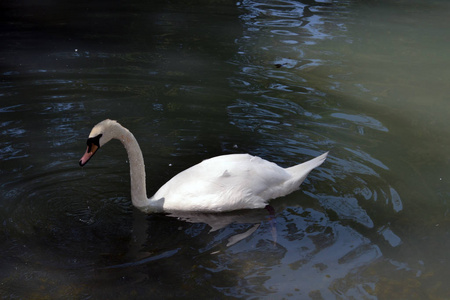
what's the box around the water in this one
[1,0,449,298]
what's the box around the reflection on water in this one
[1,0,449,298]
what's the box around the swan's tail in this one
[284,151,328,189]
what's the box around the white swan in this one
[79,119,328,213]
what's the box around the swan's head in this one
[79,119,120,166]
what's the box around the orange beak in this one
[79,143,99,166]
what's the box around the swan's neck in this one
[113,124,161,212]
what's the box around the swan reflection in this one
[166,207,277,247]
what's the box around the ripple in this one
[0,143,29,161]
[378,226,402,247]
[331,113,388,133]
[312,193,374,228]
[271,29,298,36]
[273,57,298,68]
[344,148,388,170]
[389,187,402,212]
[280,39,299,44]
[243,0,306,19]
[254,19,303,28]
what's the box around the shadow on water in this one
[1,0,449,298]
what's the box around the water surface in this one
[1,0,449,298]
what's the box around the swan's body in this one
[79,119,328,213]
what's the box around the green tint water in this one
[1,0,449,298]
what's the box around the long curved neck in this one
[112,124,161,212]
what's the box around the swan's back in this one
[151,153,327,212]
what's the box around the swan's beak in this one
[79,144,99,166]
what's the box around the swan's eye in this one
[86,134,102,152]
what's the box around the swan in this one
[79,119,328,213]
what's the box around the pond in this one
[1,0,449,298]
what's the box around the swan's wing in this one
[152,154,291,212]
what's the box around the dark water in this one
[1,0,449,298]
